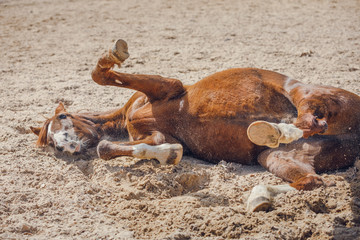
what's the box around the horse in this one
[30,39,360,212]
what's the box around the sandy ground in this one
[1,0,360,239]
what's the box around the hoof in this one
[97,140,114,160]
[247,196,272,212]
[132,143,183,165]
[153,143,183,165]
[247,121,281,148]
[112,39,130,62]
[162,143,183,165]
[247,184,296,212]
[247,184,272,212]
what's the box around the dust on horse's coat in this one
[31,39,360,212]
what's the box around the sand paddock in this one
[1,0,360,239]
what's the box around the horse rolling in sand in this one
[31,39,360,212]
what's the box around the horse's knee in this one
[91,68,110,86]
[164,78,186,99]
[97,140,116,160]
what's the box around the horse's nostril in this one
[56,146,64,152]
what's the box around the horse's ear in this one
[55,102,66,115]
[30,126,42,136]
[34,119,52,147]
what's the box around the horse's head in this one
[30,102,101,154]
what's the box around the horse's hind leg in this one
[247,135,359,212]
[257,139,324,190]
[258,135,359,186]
[247,121,303,148]
[247,140,319,212]
[91,39,185,101]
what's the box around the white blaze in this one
[50,118,82,154]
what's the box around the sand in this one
[1,0,360,239]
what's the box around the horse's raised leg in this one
[91,39,185,101]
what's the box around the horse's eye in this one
[59,114,67,119]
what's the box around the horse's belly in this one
[175,119,264,164]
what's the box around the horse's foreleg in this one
[97,141,183,165]
[96,132,183,165]
[91,39,185,101]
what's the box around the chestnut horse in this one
[31,40,360,211]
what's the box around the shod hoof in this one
[247,121,281,148]
[112,39,130,62]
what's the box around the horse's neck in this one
[80,107,127,138]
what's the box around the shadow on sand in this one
[333,159,360,239]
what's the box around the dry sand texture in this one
[1,0,360,239]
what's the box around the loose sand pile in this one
[1,0,360,239]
